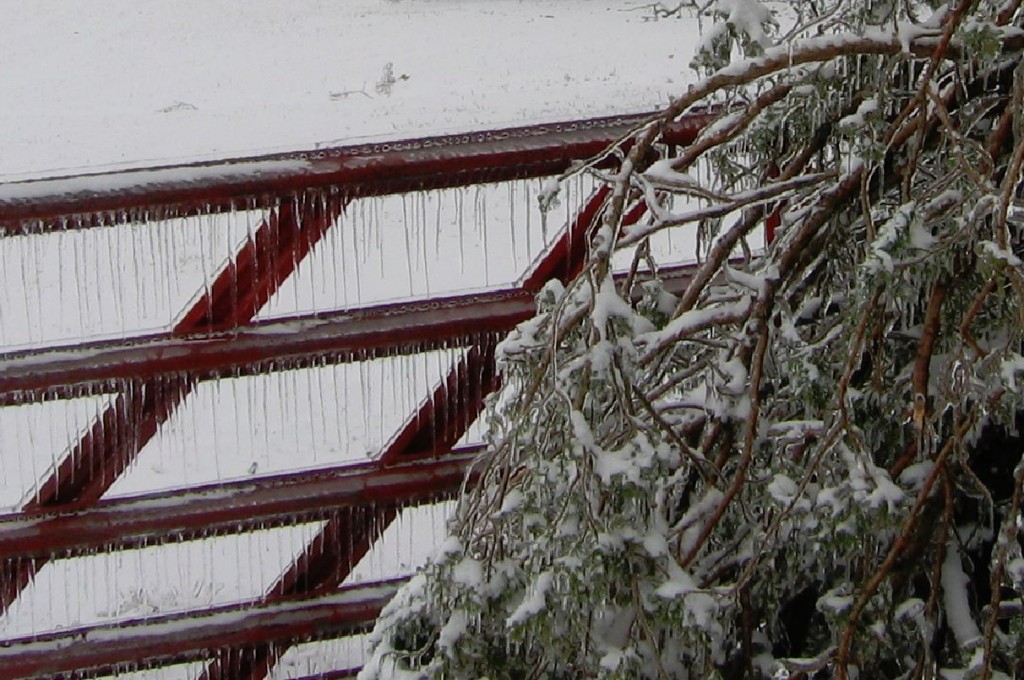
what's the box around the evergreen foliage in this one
[363,1,1024,677]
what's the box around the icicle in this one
[456,186,466,271]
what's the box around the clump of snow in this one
[1007,556,1024,586]
[941,544,982,650]
[438,609,469,653]
[817,587,853,616]
[496,489,525,517]
[638,296,752,358]
[978,239,1023,268]
[866,202,915,273]
[898,461,935,490]
[655,562,697,598]
[538,178,561,213]
[600,648,629,671]
[715,0,773,47]
[655,562,718,627]
[642,532,669,558]
[643,158,702,188]
[507,571,554,626]
[718,355,748,394]
[452,558,483,590]
[767,473,799,503]
[1001,353,1024,392]
[838,97,878,128]
[437,536,464,558]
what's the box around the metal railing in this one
[0,110,713,679]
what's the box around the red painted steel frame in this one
[0,196,342,613]
[0,110,717,677]
[0,579,403,680]
[0,262,698,406]
[198,188,661,680]
[0,290,535,404]
[0,448,484,561]
[0,110,717,233]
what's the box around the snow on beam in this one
[203,343,508,678]
[0,578,403,679]
[216,204,681,680]
[0,110,717,234]
[24,199,342,509]
[0,289,535,405]
[0,199,344,617]
[0,447,482,561]
[0,265,699,406]
[290,669,360,679]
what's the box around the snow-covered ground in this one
[0,2,704,677]
[1,0,699,179]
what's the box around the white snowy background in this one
[0,2,703,677]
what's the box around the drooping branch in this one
[364,4,1024,678]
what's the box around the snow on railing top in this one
[0,109,715,679]
[0,110,716,234]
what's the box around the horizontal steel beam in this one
[0,578,402,679]
[0,289,533,405]
[292,669,360,680]
[0,265,699,405]
[0,448,481,561]
[0,110,718,234]
[0,201,345,616]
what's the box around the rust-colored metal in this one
[199,176,659,680]
[0,290,534,405]
[0,196,342,614]
[0,579,402,680]
[0,110,715,677]
[0,448,482,561]
[0,111,714,234]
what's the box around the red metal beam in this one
[293,669,360,680]
[0,578,402,680]
[520,185,609,290]
[201,179,657,680]
[0,261,700,406]
[0,290,534,405]
[0,111,712,676]
[0,197,342,614]
[0,448,482,561]
[0,111,716,234]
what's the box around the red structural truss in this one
[0,579,403,679]
[0,110,716,679]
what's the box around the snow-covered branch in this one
[363,2,1024,678]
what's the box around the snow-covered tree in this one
[363,0,1024,677]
